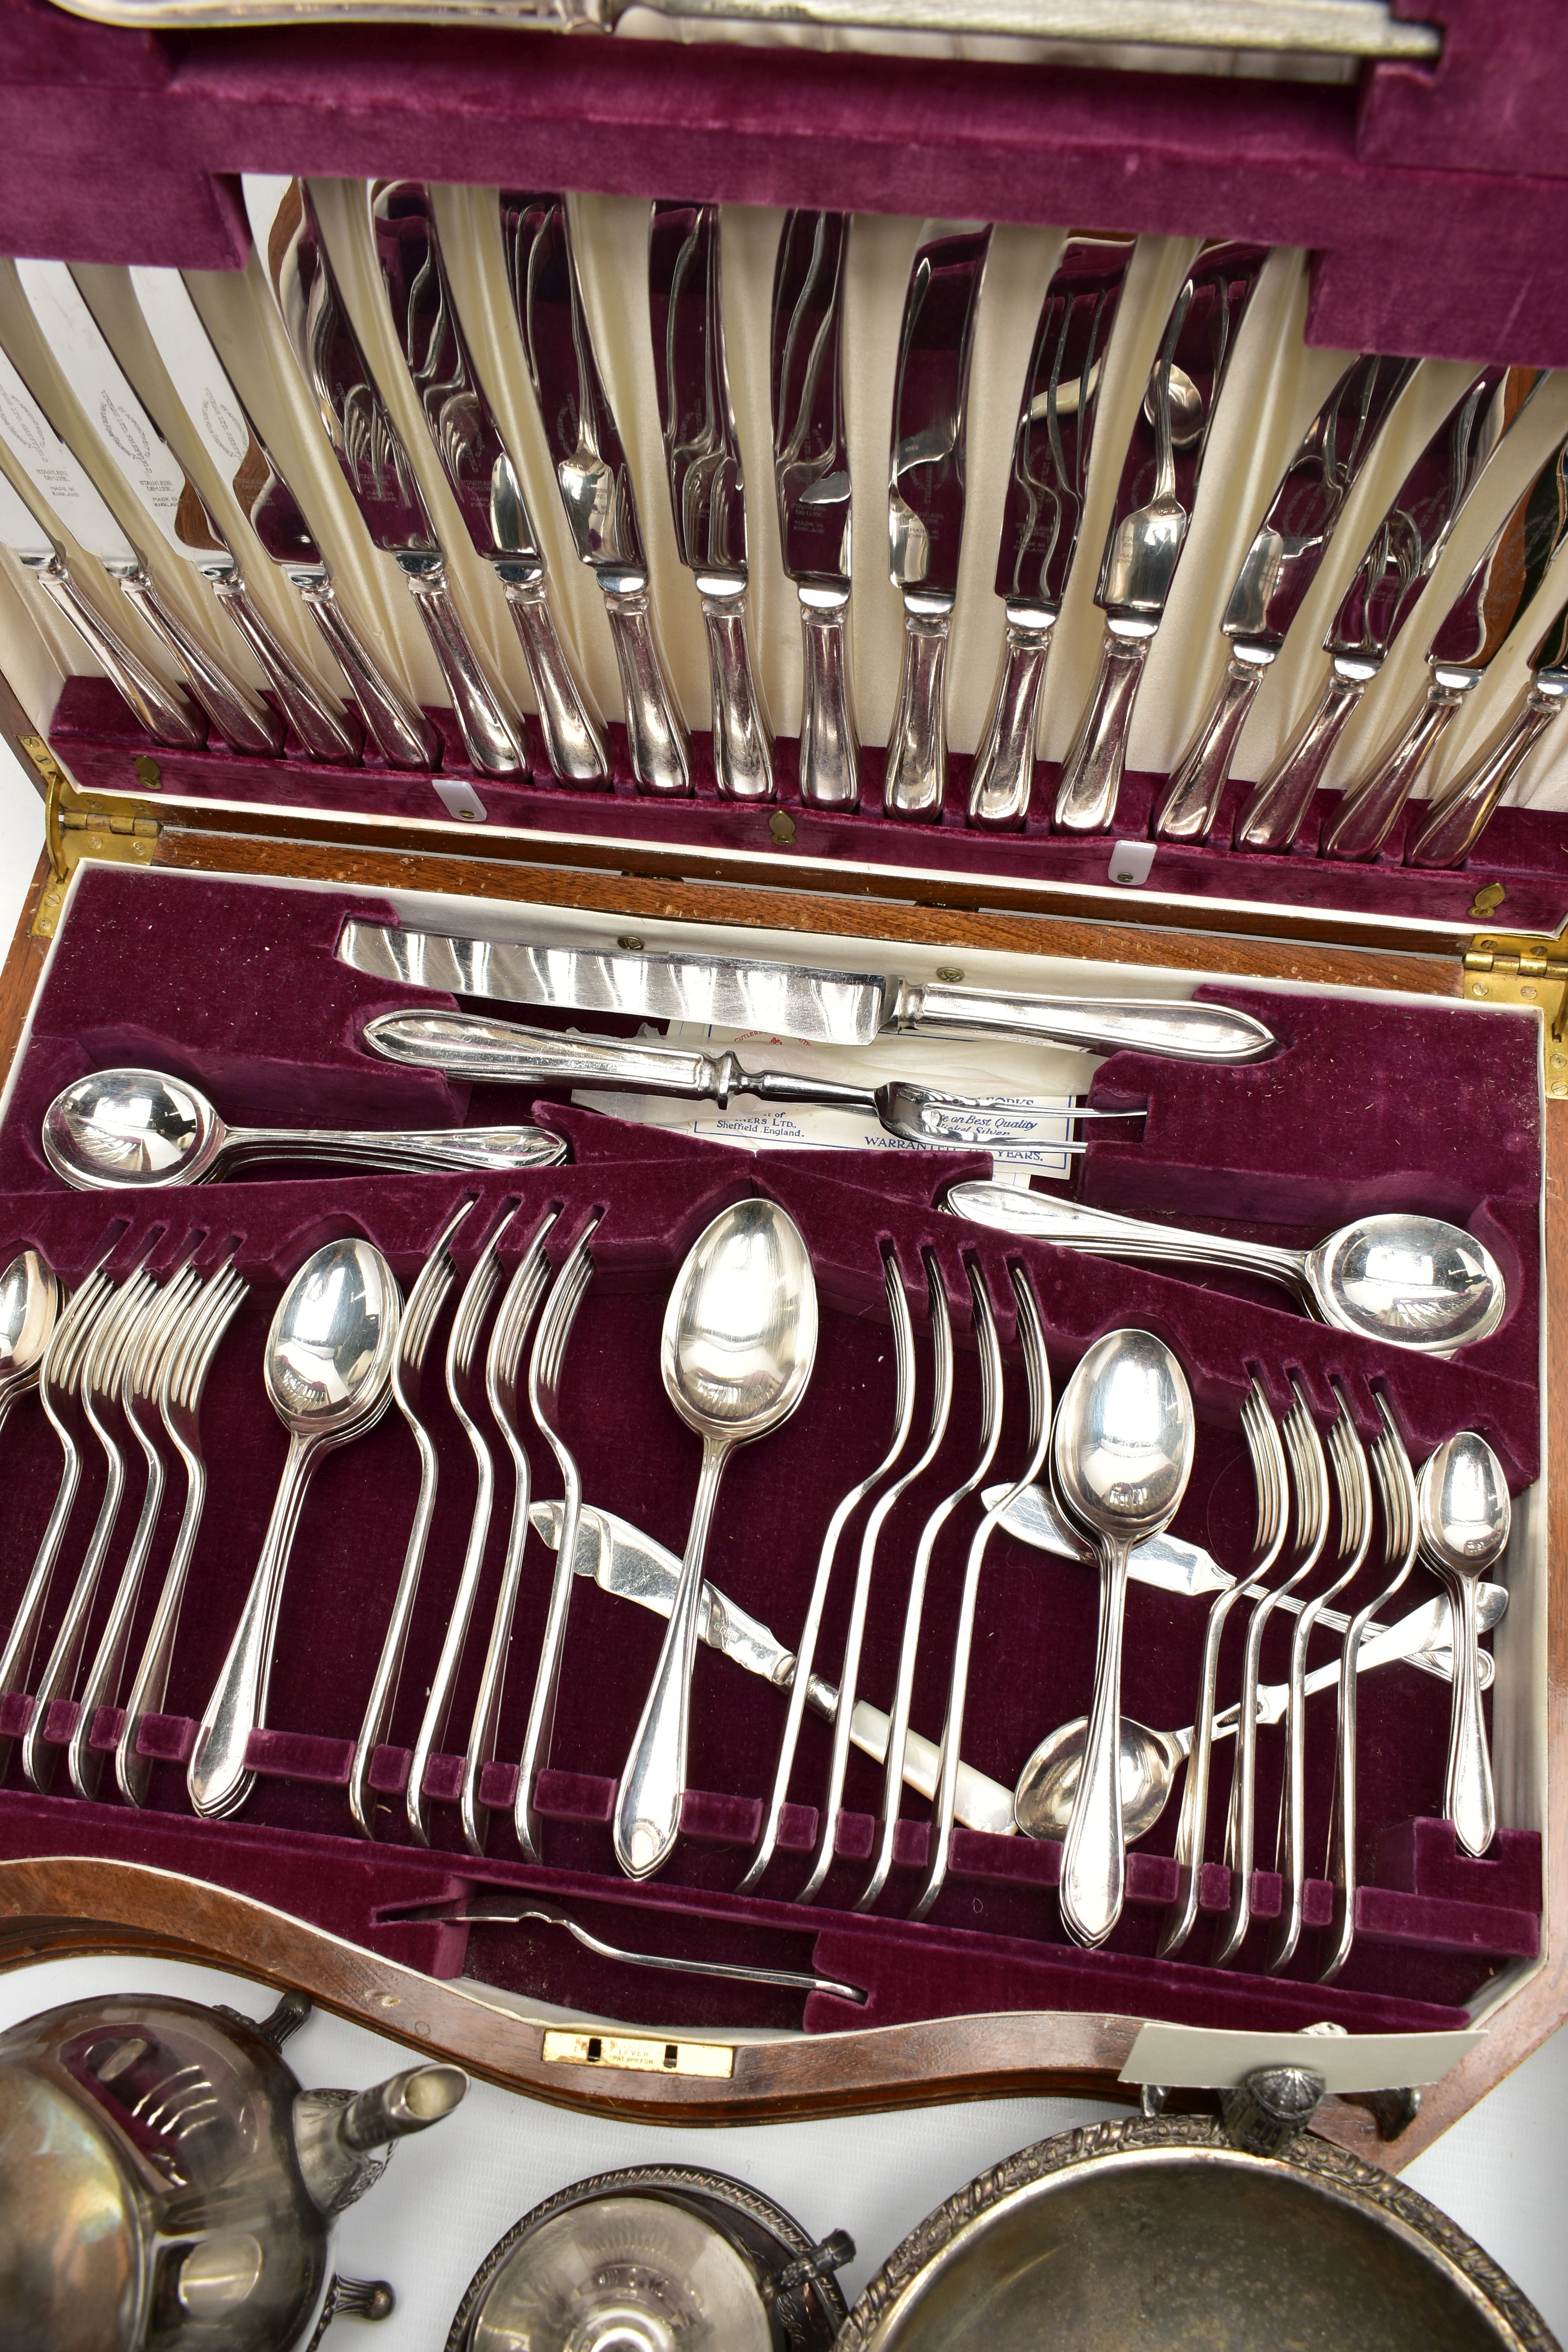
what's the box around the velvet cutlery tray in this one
[0,862,1546,2071]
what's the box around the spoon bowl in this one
[1016,1713,1179,1845]
[0,1249,61,1405]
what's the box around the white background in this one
[1,751,1566,2345]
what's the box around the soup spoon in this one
[42,1068,568,1189]
[1013,1588,1501,1844]
[0,1249,61,1431]
[1417,1430,1512,1857]
[1053,1328,1195,1945]
[946,1181,1506,1355]
[613,1198,818,1879]
[188,1236,399,1819]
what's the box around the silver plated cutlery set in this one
[2,194,1561,866]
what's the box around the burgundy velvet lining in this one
[50,679,1568,938]
[5,0,1568,368]
[0,866,1543,2040]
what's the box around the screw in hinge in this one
[618,935,645,952]
[935,966,964,984]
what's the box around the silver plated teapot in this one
[0,1985,467,2352]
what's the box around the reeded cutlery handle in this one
[900,980,1274,1063]
[1321,676,1469,860]
[1052,617,1154,833]
[968,606,1054,831]
[29,555,206,749]
[1232,660,1370,852]
[797,583,860,809]
[287,564,439,769]
[1407,682,1567,867]
[115,566,283,756]
[398,553,525,778]
[500,569,609,786]
[884,594,951,819]
[601,574,691,795]
[946,1181,1310,1298]
[207,568,359,762]
[1153,649,1270,842]
[699,573,773,801]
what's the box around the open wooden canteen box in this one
[0,0,1563,2183]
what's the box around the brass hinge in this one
[1464,931,1568,1094]
[27,739,161,938]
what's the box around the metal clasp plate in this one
[541,2029,734,2078]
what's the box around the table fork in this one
[117,1255,248,1804]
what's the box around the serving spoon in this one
[0,1249,61,1431]
[188,1236,399,1820]
[42,1067,568,1189]
[1417,1430,1512,1857]
[946,1180,1506,1355]
[1053,1327,1195,1945]
[613,1198,818,1880]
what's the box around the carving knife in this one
[366,181,608,786]
[770,209,857,809]
[125,262,435,769]
[499,190,691,797]
[884,221,990,820]
[0,392,203,746]
[1053,239,1271,835]
[1407,592,1568,867]
[650,201,773,801]
[530,1497,1016,1835]
[1152,352,1418,843]
[9,263,289,757]
[969,231,1136,831]
[243,174,526,780]
[1234,364,1541,853]
[337,916,1277,1061]
[1323,429,1568,859]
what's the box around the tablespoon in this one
[1013,1592,1498,1843]
[1054,1327,1195,1945]
[946,1180,1506,1356]
[1417,1430,1512,1857]
[614,1198,818,1880]
[0,1250,62,1434]
[42,1067,569,1189]
[187,1237,399,1820]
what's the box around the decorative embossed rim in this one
[838,2115,1560,2351]
[443,2159,849,2350]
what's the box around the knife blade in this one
[1408,591,1568,867]
[127,260,437,770]
[884,220,990,820]
[1234,363,1541,853]
[499,189,690,797]
[650,200,773,804]
[11,259,287,757]
[1053,238,1272,835]
[0,453,203,747]
[969,231,1137,833]
[242,172,525,780]
[530,1498,1016,1835]
[366,180,608,786]
[771,209,857,811]
[337,916,1277,1063]
[1324,428,1568,859]
[1153,352,1419,844]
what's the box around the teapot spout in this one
[295,2064,467,2212]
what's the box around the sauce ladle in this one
[947,1181,1506,1356]
[42,1067,567,1188]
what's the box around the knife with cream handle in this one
[0,457,203,745]
[338,916,1276,1063]
[127,259,436,769]
[532,1498,1015,1834]
[16,258,309,758]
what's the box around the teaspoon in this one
[0,1249,61,1430]
[947,1181,1506,1355]
[188,1236,399,1819]
[1053,1327,1195,1945]
[613,1198,818,1880]
[1417,1430,1512,1857]
[42,1067,568,1189]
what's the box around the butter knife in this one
[1323,430,1568,859]
[0,425,203,747]
[1053,239,1270,835]
[1407,593,1568,868]
[885,221,991,820]
[1152,352,1418,843]
[244,174,526,780]
[771,209,857,810]
[500,190,690,797]
[11,262,287,758]
[969,230,1136,831]
[650,201,772,802]
[127,261,437,769]
[367,181,608,786]
[338,918,1277,1061]
[530,1498,1016,1835]
[1233,364,1538,853]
